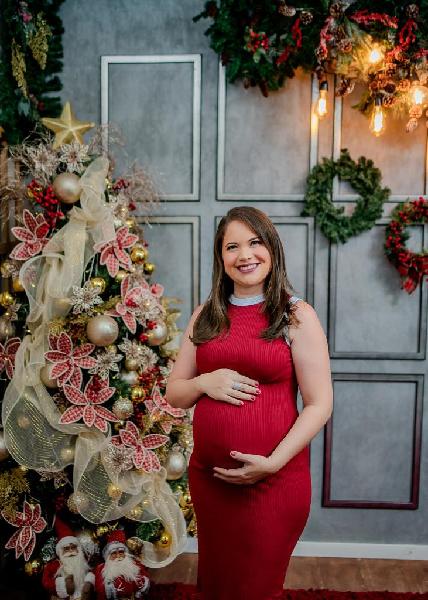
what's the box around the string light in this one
[369,96,386,136]
[316,81,328,119]
[368,44,384,65]
[410,81,428,106]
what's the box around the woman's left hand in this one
[213,451,279,485]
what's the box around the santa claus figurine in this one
[94,530,150,599]
[42,517,95,599]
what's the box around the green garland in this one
[301,149,390,243]
[194,1,428,110]
[0,0,64,145]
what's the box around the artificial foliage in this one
[0,121,196,590]
[384,197,428,293]
[0,0,64,145]
[301,149,390,243]
[194,1,428,131]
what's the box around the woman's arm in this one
[164,304,205,410]
[268,300,333,471]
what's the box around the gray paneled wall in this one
[60,0,427,547]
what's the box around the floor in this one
[147,554,428,594]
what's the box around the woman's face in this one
[221,220,272,297]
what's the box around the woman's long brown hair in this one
[190,206,301,345]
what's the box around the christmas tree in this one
[0,110,195,593]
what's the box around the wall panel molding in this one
[101,54,201,201]
[323,373,423,510]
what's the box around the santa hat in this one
[55,516,79,556]
[102,529,128,559]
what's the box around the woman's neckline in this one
[229,292,265,306]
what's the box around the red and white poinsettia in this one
[111,421,168,473]
[44,332,97,389]
[3,501,47,561]
[145,386,185,435]
[107,276,144,334]
[10,209,50,260]
[60,376,118,433]
[0,337,21,379]
[94,225,138,277]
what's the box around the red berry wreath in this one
[385,197,428,294]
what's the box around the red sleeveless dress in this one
[188,297,312,600]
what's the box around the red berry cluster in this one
[112,178,129,191]
[27,179,64,228]
[247,29,269,52]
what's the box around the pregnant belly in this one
[191,390,298,469]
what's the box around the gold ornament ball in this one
[0,317,16,341]
[147,321,168,346]
[113,420,125,433]
[96,524,110,538]
[86,315,119,346]
[106,344,118,354]
[17,414,31,430]
[125,217,137,230]
[130,245,147,264]
[89,277,106,294]
[24,558,43,576]
[60,446,75,462]
[120,370,139,386]
[115,270,128,283]
[0,259,14,278]
[12,277,25,293]
[67,490,90,514]
[112,397,134,420]
[52,297,72,316]
[40,365,58,389]
[53,172,82,204]
[126,505,144,520]
[165,450,187,481]
[126,536,143,554]
[179,492,192,509]
[0,291,14,307]
[0,431,10,462]
[124,357,139,371]
[155,530,172,550]
[107,483,122,501]
[130,386,146,402]
[144,262,155,275]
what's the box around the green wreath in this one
[301,149,390,243]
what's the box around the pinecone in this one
[384,80,396,94]
[335,77,355,97]
[278,2,296,17]
[300,10,313,25]
[406,117,419,133]
[315,46,328,62]
[409,105,423,119]
[406,4,419,18]
[329,2,345,18]
[383,95,396,107]
[337,38,353,53]
[397,78,411,92]
[385,62,396,77]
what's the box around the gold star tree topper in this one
[41,101,95,149]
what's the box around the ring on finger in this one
[231,381,242,391]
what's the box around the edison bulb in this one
[368,44,384,65]
[316,81,328,119]
[410,82,428,106]
[369,97,385,136]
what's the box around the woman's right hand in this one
[197,369,260,406]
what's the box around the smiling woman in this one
[165,206,333,600]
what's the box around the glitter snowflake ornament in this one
[70,282,103,315]
[58,141,90,173]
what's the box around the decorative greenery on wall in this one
[0,0,64,145]
[194,1,428,135]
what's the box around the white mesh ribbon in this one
[2,156,187,567]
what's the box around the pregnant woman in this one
[165,206,333,600]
